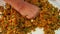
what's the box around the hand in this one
[4,0,40,19]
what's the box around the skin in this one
[4,0,40,19]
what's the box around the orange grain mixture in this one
[0,0,60,34]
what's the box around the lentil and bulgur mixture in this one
[0,0,60,34]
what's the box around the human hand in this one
[4,0,40,19]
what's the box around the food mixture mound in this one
[0,0,60,34]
